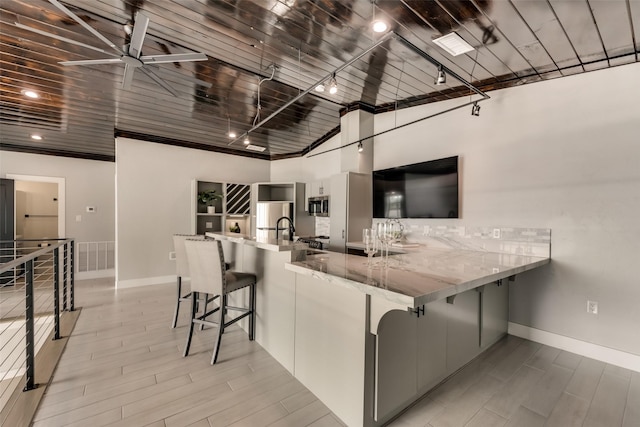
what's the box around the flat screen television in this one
[373,156,459,218]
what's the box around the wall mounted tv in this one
[373,156,459,219]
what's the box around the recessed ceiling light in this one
[433,32,474,56]
[30,134,43,140]
[22,89,39,99]
[246,144,266,152]
[372,20,388,33]
[228,131,236,138]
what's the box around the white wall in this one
[270,133,342,182]
[372,62,640,356]
[0,151,115,244]
[115,138,270,286]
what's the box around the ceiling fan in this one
[15,0,211,96]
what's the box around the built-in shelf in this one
[192,180,251,235]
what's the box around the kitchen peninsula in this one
[206,228,551,427]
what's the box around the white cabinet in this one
[308,180,329,197]
[329,172,371,252]
[305,179,330,211]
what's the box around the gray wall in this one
[115,138,271,286]
[0,151,115,244]
[272,61,640,357]
[373,62,640,356]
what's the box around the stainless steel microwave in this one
[308,196,329,216]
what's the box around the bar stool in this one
[171,234,205,328]
[183,238,256,364]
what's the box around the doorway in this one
[5,174,65,241]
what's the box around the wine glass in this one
[363,228,378,267]
[386,219,404,246]
[376,222,390,266]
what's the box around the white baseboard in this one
[508,322,640,373]
[116,275,175,289]
[76,269,115,280]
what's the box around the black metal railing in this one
[0,238,74,403]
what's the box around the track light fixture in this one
[435,65,446,85]
[243,134,250,145]
[314,83,325,92]
[329,73,338,94]
[471,102,481,116]
[358,141,363,152]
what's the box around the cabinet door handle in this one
[342,230,345,238]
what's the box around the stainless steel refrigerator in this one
[255,202,294,240]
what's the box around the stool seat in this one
[224,271,256,293]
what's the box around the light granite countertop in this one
[205,231,308,252]
[285,245,550,307]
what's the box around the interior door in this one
[0,178,15,285]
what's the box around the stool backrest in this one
[173,234,204,277]
[184,239,226,295]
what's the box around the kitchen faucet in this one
[275,216,295,241]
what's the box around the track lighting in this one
[435,65,446,85]
[358,142,363,152]
[314,83,325,93]
[329,73,338,95]
[471,102,481,116]
[30,134,42,140]
[243,134,250,145]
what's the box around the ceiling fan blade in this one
[14,22,118,57]
[122,64,135,90]
[141,53,208,64]
[140,68,179,96]
[147,65,212,88]
[59,58,122,66]
[128,12,150,58]
[48,0,122,55]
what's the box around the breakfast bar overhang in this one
[207,229,551,427]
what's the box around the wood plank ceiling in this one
[1,0,638,161]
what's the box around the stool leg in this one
[171,276,182,328]
[200,293,209,331]
[211,298,224,365]
[183,291,198,357]
[249,283,256,341]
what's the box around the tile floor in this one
[32,278,639,426]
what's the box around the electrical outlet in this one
[169,251,176,261]
[587,300,598,314]
[493,228,501,239]
[205,221,213,229]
